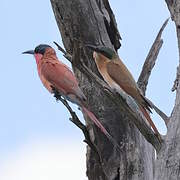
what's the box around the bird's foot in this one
[51,86,61,101]
[103,85,113,94]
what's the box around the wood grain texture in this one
[154,1,180,180]
[50,0,155,179]
[137,18,169,95]
[54,41,162,150]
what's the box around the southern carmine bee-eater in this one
[23,44,117,145]
[86,45,160,136]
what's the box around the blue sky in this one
[0,0,177,179]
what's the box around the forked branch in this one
[54,41,162,152]
[137,18,169,125]
[138,18,169,94]
[51,87,101,161]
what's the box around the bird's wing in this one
[41,61,85,102]
[106,60,151,110]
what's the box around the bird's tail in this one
[82,107,121,151]
[140,106,160,136]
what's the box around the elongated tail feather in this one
[140,106,160,135]
[82,107,121,151]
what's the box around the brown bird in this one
[23,44,119,147]
[86,45,160,136]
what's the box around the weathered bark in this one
[50,1,155,179]
[137,19,168,95]
[49,0,172,180]
[137,18,169,125]
[53,41,162,152]
[154,1,180,180]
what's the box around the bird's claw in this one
[54,94,61,102]
[103,85,113,94]
[51,86,61,101]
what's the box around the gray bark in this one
[50,0,179,179]
[154,1,180,180]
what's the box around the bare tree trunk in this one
[50,0,179,179]
[154,1,180,180]
[50,1,154,179]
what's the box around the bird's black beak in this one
[85,44,102,53]
[22,50,34,55]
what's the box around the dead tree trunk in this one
[154,1,180,180]
[50,0,178,179]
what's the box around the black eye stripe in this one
[100,50,113,59]
[99,47,115,59]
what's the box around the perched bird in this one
[23,44,116,145]
[86,45,160,136]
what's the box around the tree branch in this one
[137,18,169,126]
[155,2,180,179]
[137,18,169,94]
[54,41,163,152]
[51,87,101,162]
[145,97,169,125]
[172,66,180,92]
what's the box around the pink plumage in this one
[23,44,118,148]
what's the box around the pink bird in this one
[23,44,116,146]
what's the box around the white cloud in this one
[0,139,88,180]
